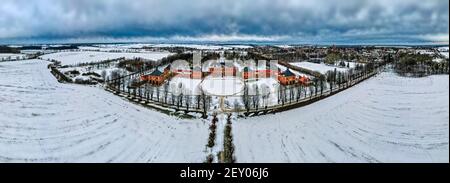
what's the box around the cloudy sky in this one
[0,0,448,44]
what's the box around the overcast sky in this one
[0,0,448,44]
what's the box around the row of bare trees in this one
[107,73,212,118]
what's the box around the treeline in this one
[46,45,79,50]
[72,57,125,68]
[157,53,193,67]
[394,53,449,77]
[272,52,308,62]
[0,46,20,53]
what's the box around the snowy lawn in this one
[0,60,208,162]
[233,72,449,162]
[290,61,349,74]
[40,51,172,65]
[201,76,245,96]
[169,77,203,95]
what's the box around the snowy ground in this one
[0,60,209,163]
[40,51,172,65]
[169,77,203,95]
[290,61,349,74]
[233,71,449,162]
[201,77,245,96]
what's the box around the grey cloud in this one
[0,0,448,43]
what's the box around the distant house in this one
[278,69,296,85]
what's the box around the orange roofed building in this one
[298,76,311,86]
[278,69,296,85]
[141,66,171,85]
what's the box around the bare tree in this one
[233,100,241,113]
[201,90,210,118]
[101,70,107,81]
[196,95,201,109]
[242,84,251,112]
[163,82,169,104]
[252,85,260,110]
[185,95,191,112]
[176,93,183,110]
[319,75,326,95]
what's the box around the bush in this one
[82,72,101,77]
[65,70,80,75]
[74,77,97,85]
[207,131,216,148]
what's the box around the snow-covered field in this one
[1,58,447,163]
[40,51,172,65]
[0,60,208,162]
[234,72,449,162]
[290,61,349,74]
